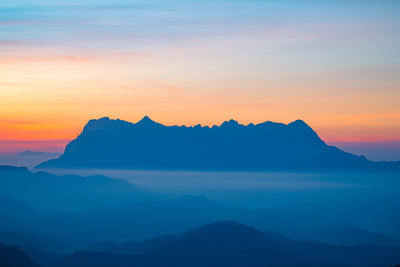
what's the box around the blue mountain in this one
[36,116,397,171]
[49,221,400,267]
[0,243,39,267]
[0,165,149,212]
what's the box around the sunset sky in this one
[1,0,400,158]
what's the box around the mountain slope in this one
[37,116,379,171]
[0,243,39,267]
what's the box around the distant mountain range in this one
[0,165,149,212]
[0,151,61,169]
[17,151,60,158]
[36,116,399,171]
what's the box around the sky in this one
[0,0,400,159]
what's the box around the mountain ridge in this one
[0,165,149,212]
[36,116,398,171]
[49,221,400,267]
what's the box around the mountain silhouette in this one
[50,221,322,267]
[50,221,400,267]
[138,220,311,267]
[36,116,395,171]
[0,151,60,169]
[0,165,149,212]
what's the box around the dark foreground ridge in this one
[48,221,400,267]
[0,243,39,267]
[37,116,399,171]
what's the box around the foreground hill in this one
[0,243,39,267]
[36,116,395,171]
[50,221,400,267]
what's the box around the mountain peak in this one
[221,119,240,127]
[86,117,111,126]
[140,115,152,122]
[136,116,160,126]
[288,119,316,132]
[288,119,308,127]
[81,117,112,135]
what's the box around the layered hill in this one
[37,116,395,171]
[0,165,148,212]
[51,221,400,267]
